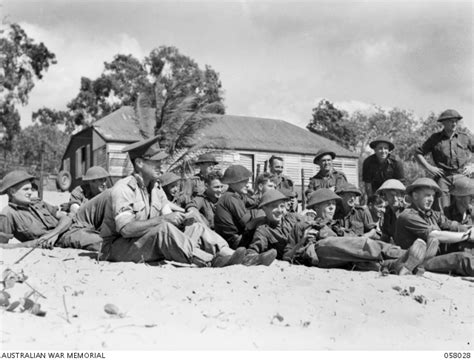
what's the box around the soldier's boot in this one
[242,249,277,266]
[392,239,426,276]
[211,247,247,268]
[191,248,214,267]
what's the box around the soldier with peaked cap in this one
[376,179,406,244]
[67,166,110,215]
[415,109,473,209]
[293,188,428,275]
[395,178,474,276]
[98,136,268,267]
[0,170,72,249]
[362,137,405,198]
[305,148,348,198]
[267,155,294,193]
[334,183,378,238]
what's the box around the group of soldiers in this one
[0,109,472,276]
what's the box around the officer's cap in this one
[369,137,395,151]
[437,109,462,122]
[122,135,168,161]
[160,172,181,187]
[194,153,218,165]
[313,148,336,164]
[0,170,36,195]
[406,178,441,195]
[307,189,341,208]
[335,183,362,196]
[259,189,289,208]
[450,175,474,197]
[82,166,110,181]
[221,165,252,184]
[376,179,406,194]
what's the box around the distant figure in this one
[415,109,473,208]
[68,166,110,214]
[362,137,405,198]
[268,155,294,192]
[160,172,188,210]
[306,149,347,197]
[252,172,276,205]
[190,153,219,196]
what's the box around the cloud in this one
[16,22,145,126]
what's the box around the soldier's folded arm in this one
[38,211,72,248]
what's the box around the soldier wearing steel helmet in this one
[443,175,473,227]
[376,179,407,244]
[0,170,72,249]
[415,109,473,208]
[395,178,474,276]
[67,166,110,214]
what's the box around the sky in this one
[3,0,473,130]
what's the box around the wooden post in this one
[38,143,45,200]
[256,164,261,177]
[263,160,268,173]
[301,168,305,210]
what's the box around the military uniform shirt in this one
[416,131,473,174]
[100,174,171,243]
[306,170,347,196]
[186,192,218,229]
[380,206,404,243]
[443,204,473,226]
[273,174,294,192]
[69,184,94,207]
[362,154,405,192]
[0,201,59,242]
[394,206,466,249]
[335,206,376,236]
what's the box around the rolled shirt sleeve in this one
[111,185,139,234]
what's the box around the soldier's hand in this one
[462,164,474,177]
[37,234,59,249]
[163,212,185,227]
[426,165,444,178]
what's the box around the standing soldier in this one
[415,109,473,208]
[362,137,405,198]
[306,149,347,197]
[268,155,294,192]
[67,166,110,214]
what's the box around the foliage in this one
[0,23,56,150]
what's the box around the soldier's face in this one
[271,160,284,175]
[263,200,287,223]
[199,162,215,176]
[374,143,390,161]
[412,188,435,211]
[229,179,249,195]
[141,159,162,180]
[258,180,276,194]
[442,119,458,133]
[383,190,405,208]
[318,155,333,171]
[315,200,337,220]
[88,178,108,196]
[454,194,473,210]
[340,192,358,208]
[165,182,180,197]
[9,181,34,205]
[206,179,224,199]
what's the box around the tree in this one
[32,107,74,133]
[0,23,56,151]
[307,99,355,150]
[66,46,225,131]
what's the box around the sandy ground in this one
[0,191,473,350]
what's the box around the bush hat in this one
[0,170,36,195]
[437,109,462,122]
[307,189,341,208]
[82,166,110,181]
[194,153,218,165]
[259,189,289,208]
[122,135,168,161]
[280,188,298,198]
[369,137,395,151]
[450,175,474,197]
[376,179,406,194]
[221,165,252,184]
[160,172,181,187]
[335,183,362,196]
[313,149,336,164]
[406,178,442,195]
